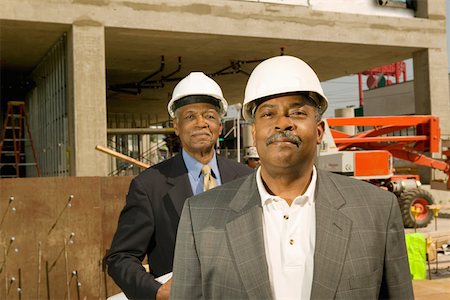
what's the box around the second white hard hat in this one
[167,72,228,118]
[243,55,328,121]
[244,146,259,159]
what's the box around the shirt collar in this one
[256,165,317,206]
[182,149,219,181]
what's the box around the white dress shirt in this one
[256,166,317,300]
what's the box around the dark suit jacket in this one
[105,153,253,300]
[171,169,414,299]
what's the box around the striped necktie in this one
[201,165,217,191]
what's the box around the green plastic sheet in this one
[405,233,427,280]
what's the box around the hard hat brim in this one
[243,91,327,121]
[171,95,223,114]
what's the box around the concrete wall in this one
[364,81,415,116]
[364,75,450,119]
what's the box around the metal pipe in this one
[64,239,70,300]
[48,233,75,272]
[45,261,50,300]
[7,276,15,295]
[95,145,150,169]
[102,258,109,298]
[138,55,165,85]
[4,252,7,299]
[0,196,14,228]
[5,236,15,256]
[358,73,363,107]
[107,128,175,135]
[37,242,42,300]
[236,104,241,163]
[72,270,81,300]
[162,56,182,80]
[18,268,22,300]
[48,195,74,235]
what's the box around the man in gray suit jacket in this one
[105,72,252,300]
[171,56,413,299]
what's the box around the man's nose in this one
[195,115,208,127]
[275,114,294,131]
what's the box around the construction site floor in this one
[413,277,450,299]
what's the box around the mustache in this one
[266,131,302,146]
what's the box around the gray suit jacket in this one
[171,169,413,299]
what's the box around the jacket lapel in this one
[311,170,352,299]
[166,154,193,217]
[225,174,272,299]
[217,155,240,182]
[216,155,236,184]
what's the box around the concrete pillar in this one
[415,0,445,19]
[414,0,429,18]
[334,108,356,136]
[67,22,107,176]
[413,48,450,139]
[413,46,449,183]
[413,0,449,138]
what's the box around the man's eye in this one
[185,114,194,120]
[290,110,306,117]
[204,114,216,119]
[260,111,272,117]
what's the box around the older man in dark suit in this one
[105,72,253,300]
[171,56,413,299]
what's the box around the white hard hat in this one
[167,72,228,118]
[243,55,328,121]
[244,146,259,159]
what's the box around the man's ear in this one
[316,120,325,144]
[173,118,180,136]
[252,123,256,146]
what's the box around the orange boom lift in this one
[319,115,450,228]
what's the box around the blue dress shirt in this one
[182,149,222,195]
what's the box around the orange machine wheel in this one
[398,188,434,228]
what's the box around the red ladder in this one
[0,101,41,177]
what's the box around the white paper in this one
[106,272,173,300]
[155,272,173,284]
[107,292,127,300]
